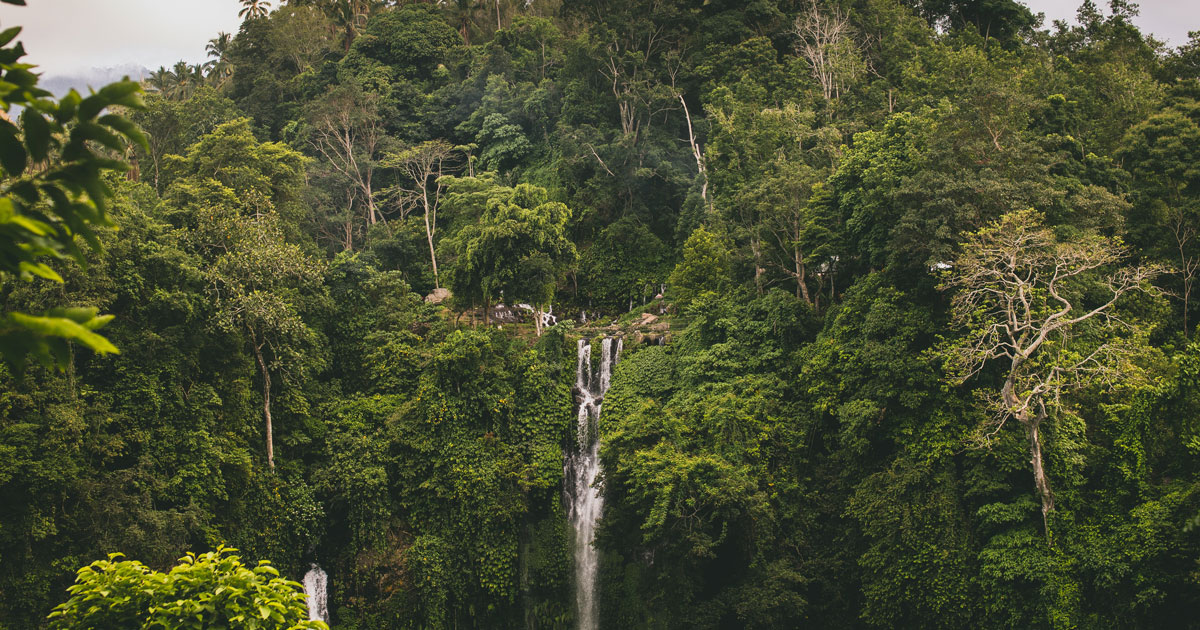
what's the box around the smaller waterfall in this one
[303,564,328,623]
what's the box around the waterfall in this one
[565,337,621,630]
[303,564,328,623]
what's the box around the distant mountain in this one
[39,63,149,97]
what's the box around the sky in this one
[0,0,244,77]
[0,0,1196,79]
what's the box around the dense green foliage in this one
[2,0,1200,628]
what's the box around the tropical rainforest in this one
[2,0,1200,627]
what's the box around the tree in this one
[158,60,207,101]
[48,547,326,629]
[130,87,240,193]
[1117,102,1200,338]
[668,226,731,309]
[580,216,668,310]
[306,81,389,242]
[328,0,376,52]
[794,0,866,105]
[166,119,320,470]
[240,0,272,21]
[382,141,456,289]
[146,66,172,93]
[445,181,576,334]
[209,215,323,470]
[445,0,486,45]
[940,209,1159,533]
[205,32,234,88]
[906,0,1036,44]
[0,17,146,373]
[705,93,838,305]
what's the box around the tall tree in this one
[165,119,317,469]
[1117,99,1200,338]
[794,0,867,105]
[306,82,389,241]
[209,214,323,470]
[205,32,234,87]
[382,141,456,289]
[940,209,1159,533]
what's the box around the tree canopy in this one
[2,0,1200,628]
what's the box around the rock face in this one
[425,288,452,304]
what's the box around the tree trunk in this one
[1027,416,1053,534]
[253,340,274,470]
[1184,275,1192,339]
[423,189,439,288]
[794,239,811,306]
[365,176,377,226]
[678,94,709,211]
[1005,377,1053,537]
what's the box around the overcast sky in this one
[0,0,243,77]
[0,0,1196,78]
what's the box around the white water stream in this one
[565,337,621,630]
[303,564,329,623]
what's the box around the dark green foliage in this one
[580,217,668,309]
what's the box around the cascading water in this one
[565,337,621,630]
[303,564,329,623]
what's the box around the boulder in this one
[425,287,452,304]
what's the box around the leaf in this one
[75,121,125,152]
[96,79,142,107]
[0,26,22,47]
[47,306,101,324]
[0,119,27,175]
[8,312,119,355]
[0,204,53,237]
[18,260,62,282]
[54,90,80,124]
[20,107,50,161]
[77,94,106,122]
[100,113,148,151]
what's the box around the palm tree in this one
[164,61,206,100]
[239,0,271,20]
[326,0,376,52]
[206,32,232,61]
[205,32,234,88]
[446,0,485,45]
[146,66,172,94]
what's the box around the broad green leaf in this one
[0,118,26,175]
[18,260,62,282]
[20,106,50,161]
